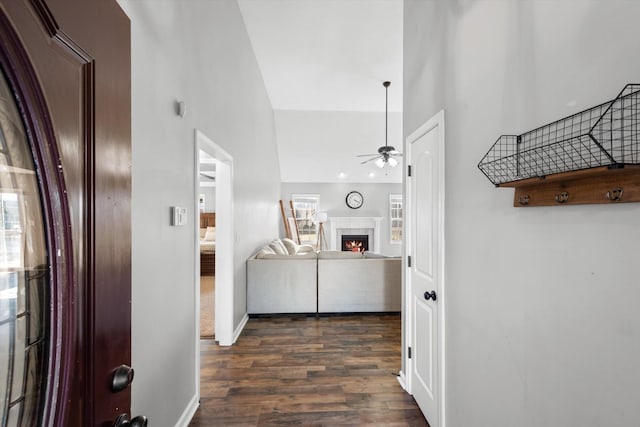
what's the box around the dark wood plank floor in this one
[189,314,428,426]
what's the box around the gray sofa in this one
[247,240,401,314]
[246,252,317,314]
[317,251,401,313]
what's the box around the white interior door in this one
[406,110,445,427]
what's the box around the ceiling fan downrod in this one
[355,80,402,168]
[384,81,390,149]
[379,81,395,155]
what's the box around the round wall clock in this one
[345,191,364,209]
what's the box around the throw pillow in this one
[203,226,216,241]
[281,238,298,255]
[297,244,315,254]
[269,239,288,255]
[255,246,276,259]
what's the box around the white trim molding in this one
[174,393,199,427]
[396,370,407,391]
[232,313,249,344]
[195,130,235,347]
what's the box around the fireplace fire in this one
[341,235,369,253]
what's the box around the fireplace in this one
[328,217,382,253]
[341,235,369,253]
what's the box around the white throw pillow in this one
[203,227,216,241]
[296,244,315,254]
[255,246,276,259]
[269,239,288,255]
[281,238,298,255]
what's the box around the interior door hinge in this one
[408,346,412,359]
[407,255,412,267]
[408,165,412,177]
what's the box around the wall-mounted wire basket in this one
[478,84,640,186]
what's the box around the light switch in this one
[171,206,187,226]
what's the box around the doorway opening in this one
[194,129,234,397]
[198,154,216,340]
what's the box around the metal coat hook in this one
[606,187,624,201]
[518,194,530,206]
[555,191,569,204]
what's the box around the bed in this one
[200,212,216,276]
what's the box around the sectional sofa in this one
[247,239,401,315]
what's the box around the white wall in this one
[119,0,281,425]
[404,1,640,426]
[282,182,402,256]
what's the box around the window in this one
[291,194,320,244]
[390,194,402,244]
[0,68,49,425]
[0,192,23,268]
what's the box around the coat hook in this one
[518,194,530,205]
[555,191,569,204]
[606,187,623,201]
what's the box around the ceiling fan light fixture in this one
[374,157,385,168]
[388,157,398,167]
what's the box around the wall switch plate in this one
[171,206,187,226]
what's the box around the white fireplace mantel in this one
[327,217,383,253]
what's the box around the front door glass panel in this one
[0,67,49,426]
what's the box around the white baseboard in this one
[232,313,249,344]
[174,393,199,427]
[397,370,408,392]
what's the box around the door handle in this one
[114,414,148,427]
[112,365,135,393]
[424,290,437,301]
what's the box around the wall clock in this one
[346,191,364,209]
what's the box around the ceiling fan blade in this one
[360,156,382,164]
[355,154,380,157]
[390,152,403,157]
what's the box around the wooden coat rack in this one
[503,166,640,207]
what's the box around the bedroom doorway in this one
[194,130,235,387]
[198,155,216,340]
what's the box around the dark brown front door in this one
[0,0,131,425]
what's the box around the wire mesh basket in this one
[478,84,640,186]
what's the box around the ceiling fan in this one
[199,171,216,181]
[357,81,402,168]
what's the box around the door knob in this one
[424,290,437,301]
[114,414,148,427]
[130,416,148,427]
[112,365,135,392]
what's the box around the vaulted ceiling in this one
[237,0,404,183]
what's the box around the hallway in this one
[189,314,428,426]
